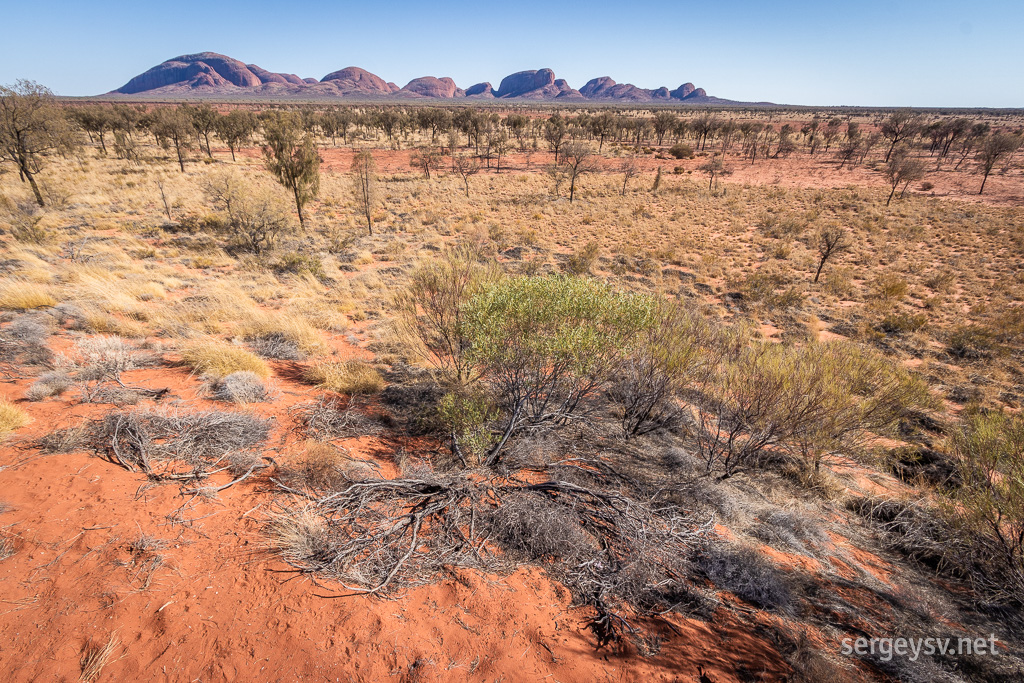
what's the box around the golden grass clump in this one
[303,360,384,395]
[180,340,271,379]
[240,314,329,356]
[0,399,31,438]
[0,280,57,310]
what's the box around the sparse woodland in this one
[1,81,1024,681]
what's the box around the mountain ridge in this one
[109,52,750,104]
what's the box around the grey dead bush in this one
[94,408,271,477]
[247,332,303,361]
[750,509,829,557]
[697,544,794,612]
[0,314,53,368]
[213,371,269,403]
[26,370,72,401]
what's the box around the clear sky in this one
[2,0,1021,107]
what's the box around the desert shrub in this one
[945,410,1024,602]
[204,170,293,254]
[303,360,384,395]
[241,315,327,359]
[72,336,152,402]
[0,315,53,368]
[274,251,325,279]
[462,275,651,465]
[565,241,601,275]
[879,311,928,336]
[292,396,380,442]
[870,272,909,301]
[608,302,719,437]
[213,371,268,403]
[26,371,72,401]
[0,280,57,310]
[696,544,794,611]
[0,399,30,438]
[668,143,695,159]
[394,246,500,384]
[947,324,997,359]
[180,341,270,379]
[94,408,271,475]
[751,510,829,557]
[737,268,803,310]
[437,385,497,465]
[280,441,366,491]
[690,341,933,478]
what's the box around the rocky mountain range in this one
[110,52,737,104]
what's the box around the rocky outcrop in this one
[464,82,493,98]
[400,76,462,98]
[320,67,399,95]
[111,53,741,103]
[116,53,262,93]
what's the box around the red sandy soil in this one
[234,145,1023,207]
[0,334,795,682]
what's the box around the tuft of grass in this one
[0,280,57,310]
[79,632,121,683]
[0,399,30,438]
[303,360,384,395]
[180,341,271,379]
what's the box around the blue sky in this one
[2,0,1021,106]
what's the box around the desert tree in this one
[692,112,719,150]
[543,115,568,160]
[801,119,820,155]
[216,110,257,162]
[452,154,480,198]
[351,150,378,235]
[618,155,640,196]
[883,149,926,205]
[504,113,530,151]
[560,141,598,203]
[880,109,923,162]
[813,224,851,283]
[0,80,75,206]
[589,111,616,152]
[410,147,443,179]
[820,117,843,153]
[262,113,321,228]
[651,166,662,194]
[976,133,1021,195]
[652,111,677,146]
[70,105,114,154]
[491,133,512,173]
[150,106,194,173]
[698,156,731,192]
[182,103,218,157]
[835,140,859,170]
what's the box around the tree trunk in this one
[814,257,827,283]
[887,184,897,205]
[293,186,305,228]
[979,171,990,195]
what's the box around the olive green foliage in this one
[262,113,320,227]
[946,410,1024,600]
[463,275,651,465]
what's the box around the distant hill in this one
[108,52,759,104]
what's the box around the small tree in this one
[976,133,1020,195]
[0,80,75,206]
[560,141,598,203]
[410,147,443,179]
[543,115,568,160]
[880,110,922,162]
[183,103,218,158]
[351,150,378,235]
[150,106,194,173]
[452,154,480,197]
[619,155,640,196]
[813,224,850,283]
[884,149,926,205]
[262,114,321,228]
[698,156,731,192]
[217,110,257,162]
[205,171,292,254]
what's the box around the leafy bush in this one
[947,324,997,359]
[668,144,695,159]
[463,275,651,465]
[565,241,601,275]
[180,341,271,379]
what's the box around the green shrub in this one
[668,143,695,159]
